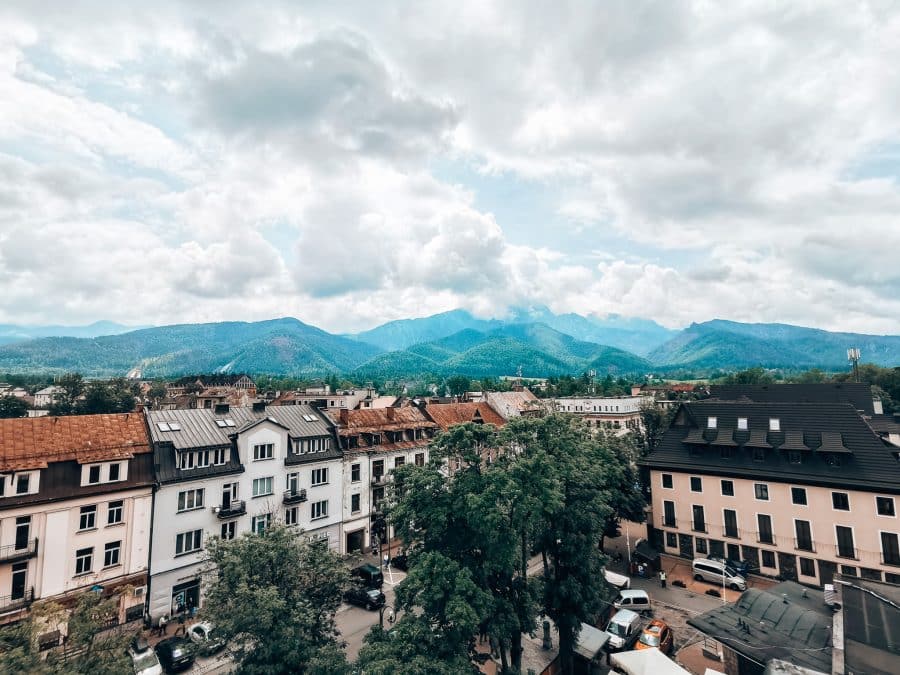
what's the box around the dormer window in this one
[88,465,101,484]
[707,417,717,429]
[769,418,780,431]
[737,417,748,430]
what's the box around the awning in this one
[634,539,660,563]
[611,648,691,675]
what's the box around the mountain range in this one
[0,321,145,346]
[0,310,897,378]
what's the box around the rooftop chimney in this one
[252,401,266,413]
[339,408,349,425]
[214,403,229,415]
[386,407,396,421]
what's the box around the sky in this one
[1,1,900,335]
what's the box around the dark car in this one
[351,563,384,588]
[390,553,408,571]
[154,637,195,674]
[344,585,386,610]
[708,555,753,577]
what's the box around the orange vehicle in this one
[635,619,674,654]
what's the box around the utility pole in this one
[847,348,861,383]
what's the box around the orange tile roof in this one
[335,406,438,434]
[426,402,506,430]
[0,413,151,472]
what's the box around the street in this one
[338,560,407,661]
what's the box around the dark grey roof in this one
[866,413,900,435]
[148,405,333,450]
[642,401,900,493]
[688,581,832,674]
[837,575,900,675]
[710,383,876,414]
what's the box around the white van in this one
[603,567,631,590]
[613,589,651,615]
[692,557,747,591]
[604,608,643,651]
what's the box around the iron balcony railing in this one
[215,500,246,519]
[371,475,388,487]
[283,488,308,504]
[0,538,38,563]
[0,587,34,613]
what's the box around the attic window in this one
[156,422,172,432]
[168,422,181,431]
[707,417,717,429]
[737,417,748,430]
[769,418,780,431]
[303,414,317,422]
[215,419,236,428]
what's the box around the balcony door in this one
[222,483,238,509]
[11,562,27,600]
[15,516,30,550]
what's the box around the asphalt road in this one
[338,564,407,661]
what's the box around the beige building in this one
[0,414,152,624]
[554,394,652,433]
[642,385,900,587]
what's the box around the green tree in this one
[0,395,28,418]
[201,524,349,675]
[48,373,85,415]
[356,618,477,675]
[77,379,137,415]
[445,375,472,397]
[637,401,675,457]
[722,367,774,385]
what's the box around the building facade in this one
[643,388,900,588]
[146,403,341,622]
[330,406,437,555]
[554,395,651,433]
[0,414,152,624]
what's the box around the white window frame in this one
[221,521,236,540]
[878,529,900,565]
[252,477,274,497]
[756,512,775,545]
[720,479,735,497]
[79,505,97,531]
[253,443,275,461]
[175,529,203,556]
[103,540,121,567]
[722,508,739,539]
[661,473,674,490]
[252,513,272,534]
[311,468,328,486]
[834,524,857,559]
[311,500,328,520]
[75,547,93,576]
[285,506,298,526]
[754,483,770,501]
[875,495,896,518]
[793,517,815,552]
[177,488,205,513]
[790,486,808,507]
[213,447,227,465]
[689,476,702,493]
[832,491,851,512]
[107,500,124,525]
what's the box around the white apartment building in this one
[0,414,152,625]
[146,403,342,622]
[554,395,652,434]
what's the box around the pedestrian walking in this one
[659,570,667,589]
[175,612,186,636]
[159,614,169,636]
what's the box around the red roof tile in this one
[0,413,151,471]
[425,402,506,430]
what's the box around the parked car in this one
[613,589,652,615]
[604,608,643,651]
[390,553,409,571]
[692,557,747,591]
[603,567,631,590]
[636,619,674,654]
[351,563,384,588]
[187,621,226,655]
[707,555,753,577]
[154,637,195,674]
[344,585,386,610]
[129,637,163,675]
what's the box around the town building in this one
[0,413,152,624]
[554,394,651,433]
[161,375,258,410]
[33,385,64,409]
[271,386,384,412]
[484,388,544,420]
[642,384,900,588]
[145,402,341,622]
[328,406,437,554]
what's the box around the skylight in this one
[215,420,227,428]
[303,414,317,422]
[215,419,236,428]
[168,422,181,431]
[156,422,171,432]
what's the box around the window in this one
[799,557,816,577]
[311,500,328,520]
[178,452,194,470]
[373,486,385,509]
[196,451,209,468]
[253,443,274,461]
[351,493,360,513]
[109,463,121,481]
[286,472,299,493]
[88,465,101,484]
[107,500,123,525]
[692,505,706,532]
[175,530,202,556]
[881,532,900,566]
[372,459,385,480]
[724,509,738,538]
[79,505,97,531]
[177,488,205,512]
[690,477,702,492]
[16,474,29,495]
[754,483,769,501]
[311,468,328,486]
[285,506,298,526]
[832,492,850,511]
[415,453,425,467]
[737,417,748,430]
[836,525,856,559]
[351,463,361,482]
[877,497,896,517]
[721,480,734,497]
[795,520,813,551]
[769,418,780,431]
[665,531,677,548]
[213,448,227,465]
[221,521,236,540]
[758,514,774,544]
[761,550,776,568]
[75,547,93,575]
[707,416,717,429]
[695,537,708,554]
[662,474,673,489]
[840,565,857,576]
[791,487,807,506]
[103,541,121,567]
[252,477,274,497]
[394,456,405,468]
[663,501,676,527]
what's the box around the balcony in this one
[214,500,246,519]
[691,522,707,534]
[0,539,38,564]
[0,587,33,613]
[283,488,308,505]
[757,534,776,546]
[371,475,388,487]
[835,545,858,561]
[794,538,816,553]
